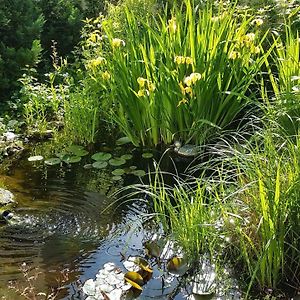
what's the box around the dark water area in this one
[0,144,243,300]
[0,151,155,299]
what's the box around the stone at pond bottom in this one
[0,188,15,206]
[82,262,131,299]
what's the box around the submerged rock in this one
[0,188,17,224]
[0,188,15,206]
[173,141,201,157]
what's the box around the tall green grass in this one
[82,0,270,147]
[141,128,300,297]
[263,23,300,137]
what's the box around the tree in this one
[0,0,44,102]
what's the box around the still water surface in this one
[0,155,154,299]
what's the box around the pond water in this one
[0,145,241,299]
[0,148,153,299]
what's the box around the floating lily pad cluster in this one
[28,145,89,166]
[28,138,154,181]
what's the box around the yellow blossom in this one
[168,17,177,34]
[251,45,260,54]
[184,76,193,87]
[86,57,106,69]
[102,71,111,80]
[137,77,147,88]
[245,33,256,42]
[138,89,145,97]
[190,72,201,83]
[174,56,185,64]
[229,51,240,60]
[177,98,188,107]
[185,57,193,65]
[148,82,156,92]
[112,38,125,48]
[185,87,193,95]
[137,89,149,97]
[179,81,186,94]
[251,18,264,26]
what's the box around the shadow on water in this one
[0,149,151,299]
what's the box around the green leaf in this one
[63,156,81,164]
[112,175,122,181]
[72,149,89,157]
[91,152,112,161]
[116,137,132,145]
[28,155,43,162]
[92,161,108,169]
[67,145,84,153]
[45,158,61,166]
[112,169,125,176]
[109,158,126,166]
[142,152,153,159]
[132,170,146,177]
[121,154,133,160]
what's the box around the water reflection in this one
[0,156,131,299]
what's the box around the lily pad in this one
[129,166,137,170]
[28,155,44,162]
[116,136,131,145]
[91,152,112,161]
[124,271,143,290]
[92,161,108,169]
[144,240,161,258]
[112,169,125,176]
[109,158,126,166]
[45,158,61,166]
[112,175,122,181]
[63,156,81,164]
[67,145,84,153]
[83,164,93,169]
[142,152,153,159]
[167,256,188,275]
[121,154,133,160]
[72,149,89,157]
[132,170,146,177]
[56,152,67,160]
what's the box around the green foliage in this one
[263,25,300,137]
[145,169,220,261]
[19,67,69,134]
[0,0,44,101]
[39,0,83,59]
[81,0,270,147]
[225,131,300,294]
[63,82,100,145]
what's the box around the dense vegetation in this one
[1,0,300,298]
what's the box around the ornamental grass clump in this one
[83,0,270,147]
[223,132,300,295]
[263,23,300,137]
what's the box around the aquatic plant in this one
[81,0,270,147]
[262,23,300,137]
[226,132,300,295]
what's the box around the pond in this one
[0,144,241,299]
